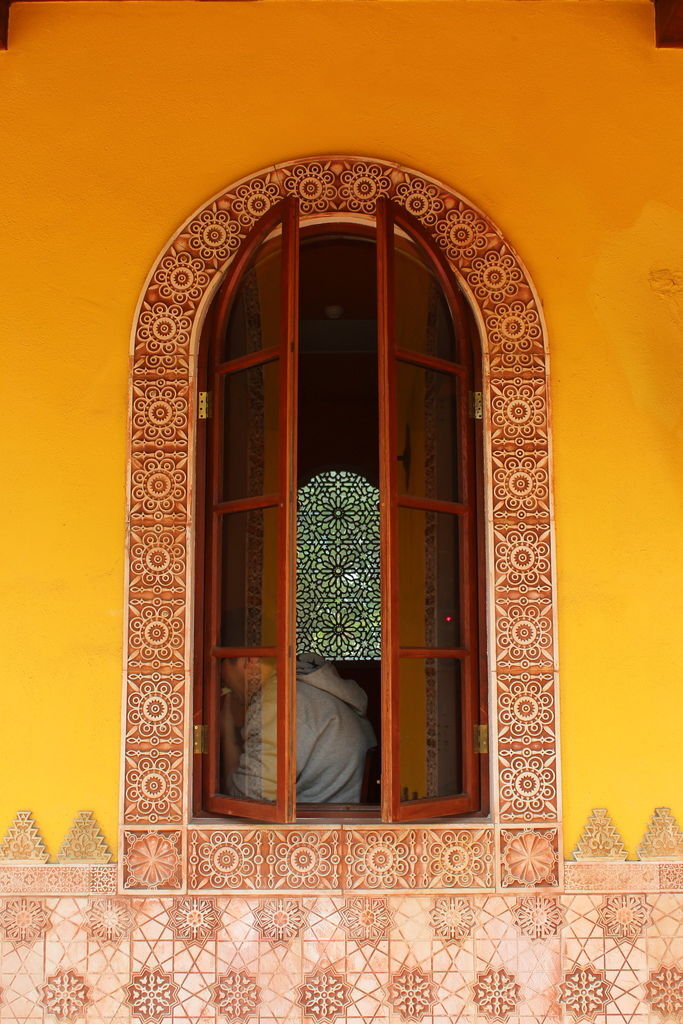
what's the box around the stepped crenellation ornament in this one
[637,806,683,861]
[57,811,112,864]
[571,808,628,862]
[0,811,49,863]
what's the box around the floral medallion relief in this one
[339,896,393,945]
[0,896,51,946]
[297,967,353,1023]
[644,965,683,1017]
[167,894,221,945]
[471,969,521,1022]
[39,969,91,1023]
[429,896,478,943]
[125,968,180,1024]
[558,965,613,1023]
[212,970,262,1024]
[596,894,651,944]
[84,896,135,943]
[387,966,438,1022]
[253,897,309,945]
[511,894,564,940]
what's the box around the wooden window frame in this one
[194,197,488,824]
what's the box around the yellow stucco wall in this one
[1,0,681,857]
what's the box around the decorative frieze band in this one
[120,825,566,893]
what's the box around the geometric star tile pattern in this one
[0,889,679,1022]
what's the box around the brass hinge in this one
[193,724,208,754]
[473,724,488,754]
[198,391,213,419]
[469,391,483,420]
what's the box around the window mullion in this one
[204,372,225,804]
[377,198,400,822]
[277,197,300,823]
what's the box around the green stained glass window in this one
[296,470,381,659]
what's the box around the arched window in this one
[195,198,486,823]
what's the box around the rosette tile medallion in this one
[339,896,393,945]
[83,897,135,943]
[429,896,478,943]
[167,895,221,945]
[558,966,613,1023]
[0,897,50,946]
[596,894,651,944]
[39,970,91,1023]
[510,894,564,940]
[253,897,309,944]
[125,969,180,1024]
[121,155,561,893]
[211,971,262,1024]
[123,830,182,890]
[297,968,353,1024]
[387,967,438,1022]
[471,969,521,1022]
[644,966,683,1017]
[501,828,559,887]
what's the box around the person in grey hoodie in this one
[221,653,376,804]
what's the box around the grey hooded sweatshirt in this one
[230,654,376,804]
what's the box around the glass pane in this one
[396,363,460,503]
[217,655,278,803]
[296,471,381,660]
[294,654,378,805]
[221,235,282,362]
[398,508,461,648]
[220,508,278,647]
[395,234,458,362]
[220,361,279,502]
[399,658,463,801]
[298,234,379,496]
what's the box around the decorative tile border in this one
[564,862,662,893]
[185,827,495,893]
[119,155,562,891]
[0,865,116,895]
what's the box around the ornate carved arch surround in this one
[122,157,561,894]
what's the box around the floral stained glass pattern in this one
[296,471,380,659]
